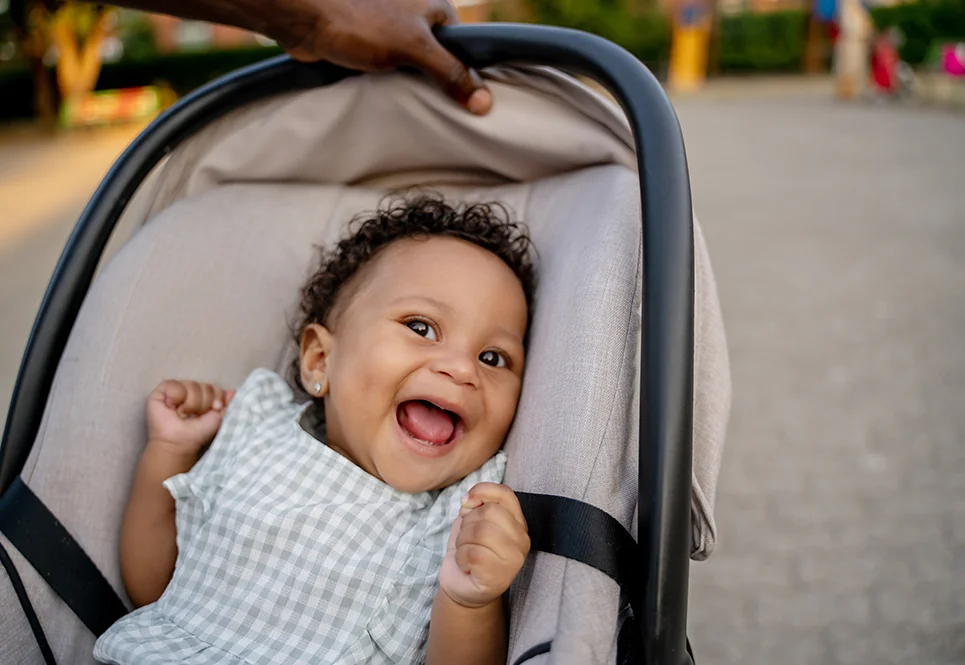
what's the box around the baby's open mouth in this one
[397,400,464,446]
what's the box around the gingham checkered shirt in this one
[94,368,507,665]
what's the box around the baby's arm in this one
[120,380,233,608]
[426,483,531,665]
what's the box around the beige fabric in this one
[1,66,730,665]
[503,167,643,663]
[691,218,731,560]
[0,550,46,664]
[125,65,727,559]
[130,67,634,222]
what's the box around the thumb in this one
[408,32,492,115]
[189,408,224,436]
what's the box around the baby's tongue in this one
[399,401,454,445]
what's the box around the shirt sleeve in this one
[162,369,296,544]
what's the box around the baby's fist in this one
[146,380,234,454]
[440,482,530,609]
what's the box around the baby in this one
[94,196,536,665]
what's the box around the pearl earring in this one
[313,382,322,395]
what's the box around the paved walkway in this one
[1,87,964,665]
[0,122,144,416]
[677,94,965,664]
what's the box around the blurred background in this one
[1,0,964,663]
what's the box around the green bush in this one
[0,67,35,120]
[716,9,808,73]
[97,45,283,95]
[520,0,809,74]
[517,0,672,75]
[871,1,965,65]
[115,9,160,61]
[519,0,965,73]
[4,1,965,122]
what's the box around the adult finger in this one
[404,24,492,115]
[427,0,460,27]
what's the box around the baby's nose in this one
[434,352,479,387]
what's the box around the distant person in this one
[36,0,494,114]
[833,0,873,100]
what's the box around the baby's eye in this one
[406,320,438,341]
[479,350,507,368]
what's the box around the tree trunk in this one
[707,0,721,78]
[28,54,57,127]
[52,8,110,103]
[14,1,58,126]
[804,5,826,74]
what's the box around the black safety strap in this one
[0,481,693,664]
[0,478,128,638]
[516,492,641,598]
[516,492,694,665]
[512,640,552,665]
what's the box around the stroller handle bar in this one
[0,23,694,665]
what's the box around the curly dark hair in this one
[289,195,537,396]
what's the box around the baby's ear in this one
[299,323,333,397]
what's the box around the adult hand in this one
[101,0,493,114]
[280,0,493,115]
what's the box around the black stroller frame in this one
[0,23,695,665]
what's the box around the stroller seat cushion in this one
[94,368,506,665]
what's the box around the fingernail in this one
[213,399,223,410]
[467,88,492,115]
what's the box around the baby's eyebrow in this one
[390,295,452,313]
[494,327,525,346]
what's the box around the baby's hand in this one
[440,482,531,609]
[146,380,235,455]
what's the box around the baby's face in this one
[300,236,528,493]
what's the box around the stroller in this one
[0,23,731,665]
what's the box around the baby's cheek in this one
[335,352,381,396]
[468,430,507,468]
[495,391,523,437]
